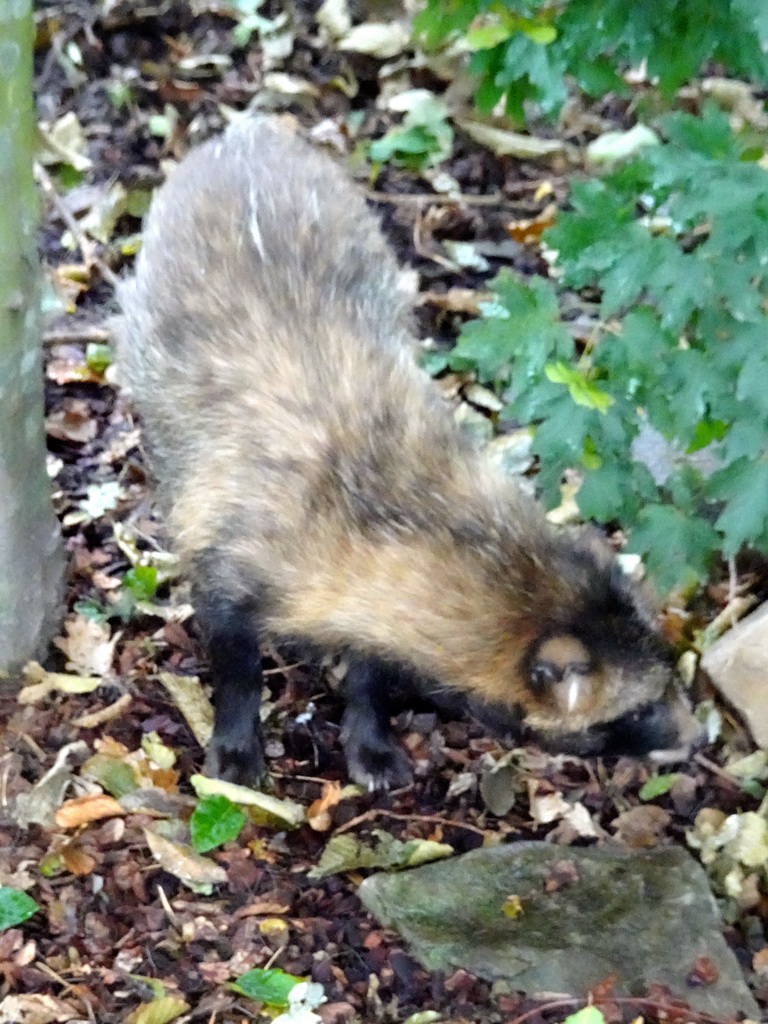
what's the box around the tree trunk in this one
[0,1,64,673]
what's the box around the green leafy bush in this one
[438,107,768,589]
[415,0,768,119]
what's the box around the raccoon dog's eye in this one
[530,662,562,690]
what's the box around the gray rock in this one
[701,602,768,748]
[359,842,759,1019]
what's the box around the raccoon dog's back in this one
[120,117,474,576]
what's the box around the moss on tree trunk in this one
[0,1,63,673]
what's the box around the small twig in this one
[34,161,120,289]
[263,662,303,676]
[21,732,47,761]
[71,693,132,729]
[727,556,739,604]
[694,751,741,788]
[333,806,487,837]
[156,884,182,931]
[412,205,458,271]
[367,189,521,209]
[43,325,111,346]
[698,593,757,649]
[269,771,329,784]
[36,961,97,1023]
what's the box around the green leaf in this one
[0,887,39,931]
[630,505,720,591]
[561,1008,607,1024]
[686,419,728,454]
[123,566,159,602]
[639,773,680,801]
[55,163,85,191]
[465,23,513,49]
[576,460,636,523]
[107,80,133,109]
[659,106,738,160]
[710,459,768,555]
[740,779,766,799]
[231,967,303,1007]
[190,795,246,853]
[74,597,109,623]
[518,18,557,45]
[86,342,112,374]
[544,362,614,412]
[450,271,571,384]
[370,125,433,161]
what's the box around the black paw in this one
[341,721,413,791]
[204,732,266,787]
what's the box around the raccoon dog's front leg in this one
[194,591,266,786]
[341,659,413,791]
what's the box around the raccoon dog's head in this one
[481,540,705,762]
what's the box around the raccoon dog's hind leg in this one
[194,585,266,786]
[341,659,413,790]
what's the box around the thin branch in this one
[43,324,111,346]
[366,189,522,209]
[34,162,119,289]
[694,752,741,788]
[333,806,488,837]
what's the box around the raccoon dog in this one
[117,117,702,789]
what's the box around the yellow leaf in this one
[124,994,189,1024]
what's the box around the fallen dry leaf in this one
[585,123,659,166]
[17,661,101,704]
[45,402,98,444]
[308,780,343,831]
[701,77,768,129]
[234,899,291,918]
[46,344,102,385]
[613,805,671,848]
[506,202,557,244]
[36,111,92,171]
[455,118,564,158]
[190,774,306,828]
[144,829,228,892]
[158,672,213,747]
[13,741,89,829]
[54,616,117,676]
[560,802,599,839]
[529,785,570,825]
[55,793,124,829]
[60,843,98,876]
[337,21,409,58]
[316,0,351,40]
[0,992,81,1024]
[417,288,493,315]
[71,693,133,728]
[124,994,190,1024]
